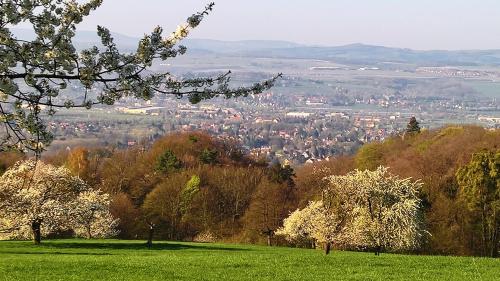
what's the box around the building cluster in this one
[47,79,499,164]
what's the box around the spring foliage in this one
[456,150,499,257]
[1,127,496,256]
[278,167,425,253]
[0,0,280,154]
[69,190,118,239]
[0,160,117,241]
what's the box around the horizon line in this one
[10,27,500,52]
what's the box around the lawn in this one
[0,240,498,281]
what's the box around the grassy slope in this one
[0,240,498,281]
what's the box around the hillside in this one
[11,29,500,66]
[241,44,500,66]
[351,126,500,255]
[0,240,498,281]
[1,126,499,256]
[296,125,500,256]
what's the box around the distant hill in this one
[241,44,500,66]
[181,39,303,53]
[11,29,139,50]
[11,29,500,66]
[11,28,302,53]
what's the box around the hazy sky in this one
[76,0,500,50]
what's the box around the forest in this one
[0,125,499,257]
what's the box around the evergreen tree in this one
[406,117,421,134]
[268,162,295,187]
[156,150,181,173]
[199,148,218,164]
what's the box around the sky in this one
[75,0,500,50]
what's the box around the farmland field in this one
[0,240,498,281]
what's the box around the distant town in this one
[46,67,500,165]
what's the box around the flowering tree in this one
[0,160,118,243]
[343,167,425,255]
[277,199,356,254]
[278,167,425,255]
[0,0,281,154]
[0,160,87,243]
[69,189,118,239]
[277,201,331,252]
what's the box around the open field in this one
[0,240,498,281]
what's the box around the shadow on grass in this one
[39,241,250,252]
[1,251,113,256]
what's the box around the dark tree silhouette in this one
[406,117,421,134]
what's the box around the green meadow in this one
[0,240,498,281]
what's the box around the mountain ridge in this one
[10,28,500,66]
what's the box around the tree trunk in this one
[31,220,41,244]
[262,229,273,247]
[87,225,92,239]
[490,217,498,258]
[482,208,487,256]
[324,242,331,255]
[491,236,498,258]
[375,245,382,256]
[147,223,155,249]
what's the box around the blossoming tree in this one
[276,201,338,253]
[278,167,425,255]
[0,0,281,154]
[0,160,117,243]
[343,167,425,255]
[0,160,87,243]
[69,189,118,239]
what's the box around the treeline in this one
[0,126,498,256]
[353,126,499,256]
[42,132,298,245]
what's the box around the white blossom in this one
[278,166,426,253]
[0,160,117,241]
[68,190,119,239]
[0,160,87,240]
[339,167,425,252]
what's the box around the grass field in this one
[0,240,498,281]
